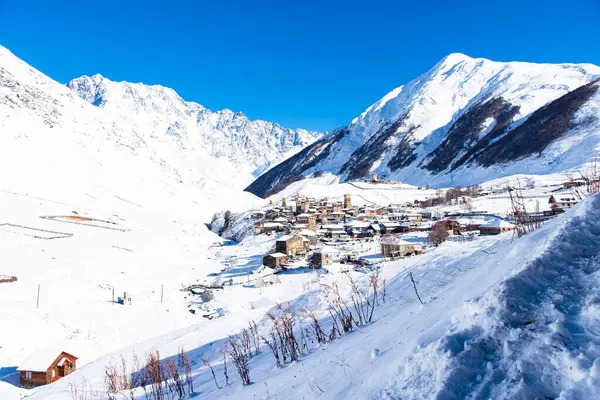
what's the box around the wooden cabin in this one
[18,350,78,387]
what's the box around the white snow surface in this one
[3,43,600,400]
[13,189,600,400]
[67,72,321,184]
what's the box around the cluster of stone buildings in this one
[255,194,439,243]
[257,193,528,270]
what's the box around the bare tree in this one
[228,333,252,385]
[222,345,230,386]
[428,222,449,246]
[202,357,221,389]
[409,272,424,305]
[460,198,473,213]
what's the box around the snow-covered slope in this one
[68,74,321,181]
[23,193,600,400]
[247,54,600,197]
[0,42,267,396]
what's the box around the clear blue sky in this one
[1,0,599,132]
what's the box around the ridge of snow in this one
[67,74,322,180]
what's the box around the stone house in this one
[380,238,423,257]
[275,235,310,256]
[310,246,339,268]
[263,253,288,269]
[296,213,317,230]
[479,219,516,235]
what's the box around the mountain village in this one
[2,36,600,400]
[200,177,584,308]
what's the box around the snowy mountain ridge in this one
[68,74,321,179]
[247,54,600,197]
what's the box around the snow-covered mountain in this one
[67,74,321,180]
[247,54,600,197]
[0,44,269,216]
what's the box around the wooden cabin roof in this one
[18,349,77,372]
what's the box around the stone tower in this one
[343,193,352,209]
[282,198,287,209]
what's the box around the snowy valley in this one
[2,42,600,400]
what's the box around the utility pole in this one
[161,285,164,304]
[36,284,40,308]
[112,286,115,304]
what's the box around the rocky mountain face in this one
[246,54,600,198]
[67,74,321,180]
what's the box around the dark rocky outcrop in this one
[424,97,520,173]
[244,78,600,198]
[245,128,349,198]
[339,114,412,180]
[388,127,419,171]
[474,79,600,167]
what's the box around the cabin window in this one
[25,372,32,379]
[50,369,55,378]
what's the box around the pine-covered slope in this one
[246,54,600,197]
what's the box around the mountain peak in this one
[440,52,472,62]
[434,53,474,70]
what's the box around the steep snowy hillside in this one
[68,74,321,181]
[247,54,600,197]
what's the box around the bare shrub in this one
[261,328,282,368]
[180,348,193,395]
[428,222,449,246]
[70,379,103,400]
[146,349,166,400]
[508,179,543,237]
[228,332,252,385]
[568,159,600,199]
[323,282,354,333]
[202,357,221,389]
[248,320,261,355]
[165,357,185,399]
[304,309,326,346]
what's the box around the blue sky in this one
[0,0,599,132]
